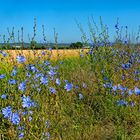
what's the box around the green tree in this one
[69,42,83,49]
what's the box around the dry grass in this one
[3,49,88,61]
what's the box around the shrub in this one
[69,42,83,49]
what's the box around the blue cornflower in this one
[103,77,109,81]
[48,69,56,78]
[112,86,117,91]
[35,72,43,79]
[128,90,133,95]
[117,100,128,106]
[134,87,140,95]
[0,51,7,57]
[49,47,52,51]
[31,101,37,108]
[22,95,32,108]
[37,88,41,92]
[49,87,56,94]
[28,116,32,121]
[59,61,64,65]
[64,82,73,91]
[0,74,5,79]
[121,74,125,80]
[26,72,31,78]
[64,80,68,83]
[2,106,12,119]
[80,54,84,58]
[19,132,24,140]
[11,69,17,76]
[29,110,33,115]
[22,111,28,116]
[42,51,46,55]
[56,78,61,85]
[117,84,127,91]
[2,52,7,57]
[16,56,26,63]
[8,79,17,85]
[18,82,26,92]
[131,101,135,107]
[32,84,38,89]
[75,85,79,90]
[122,63,131,70]
[44,61,50,66]
[1,94,7,99]
[11,112,20,125]
[78,93,83,100]
[40,75,48,86]
[104,82,112,88]
[30,65,37,73]
[18,126,25,131]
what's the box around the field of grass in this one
[0,45,140,140]
[1,16,140,139]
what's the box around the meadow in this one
[0,19,140,140]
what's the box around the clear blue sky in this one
[0,0,140,43]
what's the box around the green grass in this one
[1,46,140,140]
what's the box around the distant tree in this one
[69,42,83,49]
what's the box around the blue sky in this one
[0,0,140,43]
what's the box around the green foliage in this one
[69,42,83,49]
[1,17,140,139]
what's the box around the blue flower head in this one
[128,90,133,95]
[1,94,7,99]
[117,84,127,91]
[2,106,12,119]
[11,69,17,76]
[28,116,32,121]
[19,82,26,92]
[44,61,50,66]
[8,79,17,85]
[42,51,46,55]
[26,72,31,78]
[49,87,56,94]
[117,100,128,106]
[16,56,26,63]
[134,87,140,95]
[49,47,52,51]
[78,93,83,100]
[19,132,24,140]
[22,95,32,108]
[35,72,43,79]
[104,82,112,89]
[0,74,5,79]
[56,78,61,85]
[0,51,7,57]
[18,125,25,131]
[64,82,73,92]
[48,69,56,78]
[80,54,84,58]
[40,75,48,86]
[112,86,117,91]
[30,65,37,73]
[11,112,20,125]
